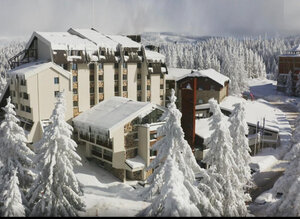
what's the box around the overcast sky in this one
[0,0,300,38]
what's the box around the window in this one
[21,104,25,111]
[90,75,94,81]
[13,91,16,97]
[114,63,119,69]
[137,85,141,90]
[114,74,118,80]
[137,73,141,79]
[73,76,78,82]
[73,101,78,107]
[147,96,151,101]
[210,85,215,90]
[137,63,141,68]
[99,87,103,93]
[20,79,26,86]
[54,77,59,84]
[150,149,157,157]
[63,63,68,70]
[99,63,103,70]
[54,91,59,97]
[25,106,31,113]
[90,99,95,106]
[147,74,150,79]
[98,75,103,81]
[103,149,112,162]
[123,62,127,69]
[147,85,150,90]
[89,63,95,70]
[19,92,22,98]
[160,84,164,89]
[150,132,157,140]
[15,103,18,110]
[73,88,78,94]
[115,86,119,92]
[72,63,78,70]
[123,74,127,80]
[123,86,127,91]
[90,87,94,94]
[160,74,164,79]
[137,96,141,101]
[160,95,164,100]
[23,93,29,100]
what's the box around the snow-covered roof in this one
[145,49,166,63]
[72,97,160,138]
[165,68,193,80]
[289,44,300,52]
[8,60,71,80]
[177,68,230,86]
[68,28,119,51]
[195,96,280,134]
[125,156,146,171]
[33,31,98,51]
[107,35,141,49]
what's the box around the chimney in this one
[181,78,197,150]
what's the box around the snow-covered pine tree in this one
[0,96,34,213]
[285,71,293,96]
[27,92,85,217]
[203,98,249,217]
[229,102,252,210]
[1,168,25,217]
[295,74,300,97]
[140,89,219,217]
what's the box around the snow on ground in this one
[74,144,150,217]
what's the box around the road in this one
[249,100,299,209]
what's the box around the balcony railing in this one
[8,48,38,69]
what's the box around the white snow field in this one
[74,144,150,217]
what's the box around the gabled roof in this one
[177,68,230,87]
[68,28,119,51]
[72,97,164,138]
[26,31,98,52]
[107,35,141,49]
[166,68,193,80]
[8,60,71,80]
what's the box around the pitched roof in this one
[145,49,165,63]
[72,97,161,137]
[8,60,71,80]
[177,68,230,86]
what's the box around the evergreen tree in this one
[1,169,25,217]
[229,102,253,209]
[0,96,34,214]
[27,92,85,217]
[141,89,219,216]
[285,71,293,96]
[203,98,249,216]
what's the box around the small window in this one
[90,75,94,81]
[137,63,141,68]
[147,96,151,101]
[23,93,29,100]
[15,103,18,110]
[99,63,103,70]
[114,63,119,69]
[147,85,150,90]
[54,91,59,97]
[19,92,22,98]
[160,74,164,79]
[72,63,78,70]
[114,74,118,80]
[115,86,119,92]
[160,84,164,89]
[160,95,163,100]
[210,85,215,91]
[98,75,103,81]
[137,73,141,79]
[123,86,127,91]
[137,85,141,90]
[21,104,25,111]
[73,101,78,107]
[123,62,127,69]
[54,77,59,84]
[147,74,150,79]
[73,76,78,82]
[99,87,103,93]
[73,88,78,94]
[123,74,127,80]
[90,87,94,94]
[137,96,141,101]
[25,106,31,113]
[90,99,95,106]
[89,63,95,70]
[63,63,68,70]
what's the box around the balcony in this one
[8,48,37,69]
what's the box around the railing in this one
[8,48,38,69]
